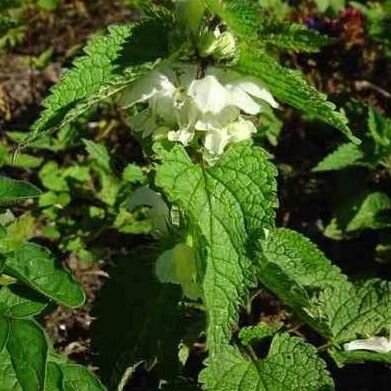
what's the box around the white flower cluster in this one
[119,65,277,159]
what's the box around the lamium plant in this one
[2,0,391,390]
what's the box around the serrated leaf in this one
[5,243,85,308]
[31,14,171,141]
[0,177,41,203]
[204,0,262,39]
[313,143,365,172]
[0,285,47,318]
[0,319,48,391]
[200,333,333,390]
[261,22,336,53]
[234,49,358,144]
[259,229,391,356]
[156,143,277,364]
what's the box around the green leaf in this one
[0,177,41,203]
[156,143,277,363]
[122,164,146,184]
[324,192,391,239]
[200,333,333,390]
[259,229,391,352]
[0,285,47,318]
[260,22,336,53]
[313,143,365,172]
[47,357,106,391]
[0,319,48,391]
[31,14,171,141]
[39,162,69,192]
[234,49,358,144]
[5,243,85,308]
[368,107,391,155]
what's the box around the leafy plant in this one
[5,0,391,389]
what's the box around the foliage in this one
[314,108,391,261]
[2,0,391,389]
[0,176,102,390]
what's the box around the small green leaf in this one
[0,177,41,203]
[324,192,391,239]
[5,243,85,308]
[313,143,365,172]
[122,164,146,184]
[39,162,69,192]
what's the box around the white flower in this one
[203,118,256,156]
[344,336,391,353]
[119,64,278,158]
[204,128,231,156]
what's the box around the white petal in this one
[225,84,261,115]
[204,128,231,156]
[233,78,279,109]
[188,75,231,115]
[195,107,240,131]
[344,336,391,353]
[227,118,257,142]
[119,72,173,109]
